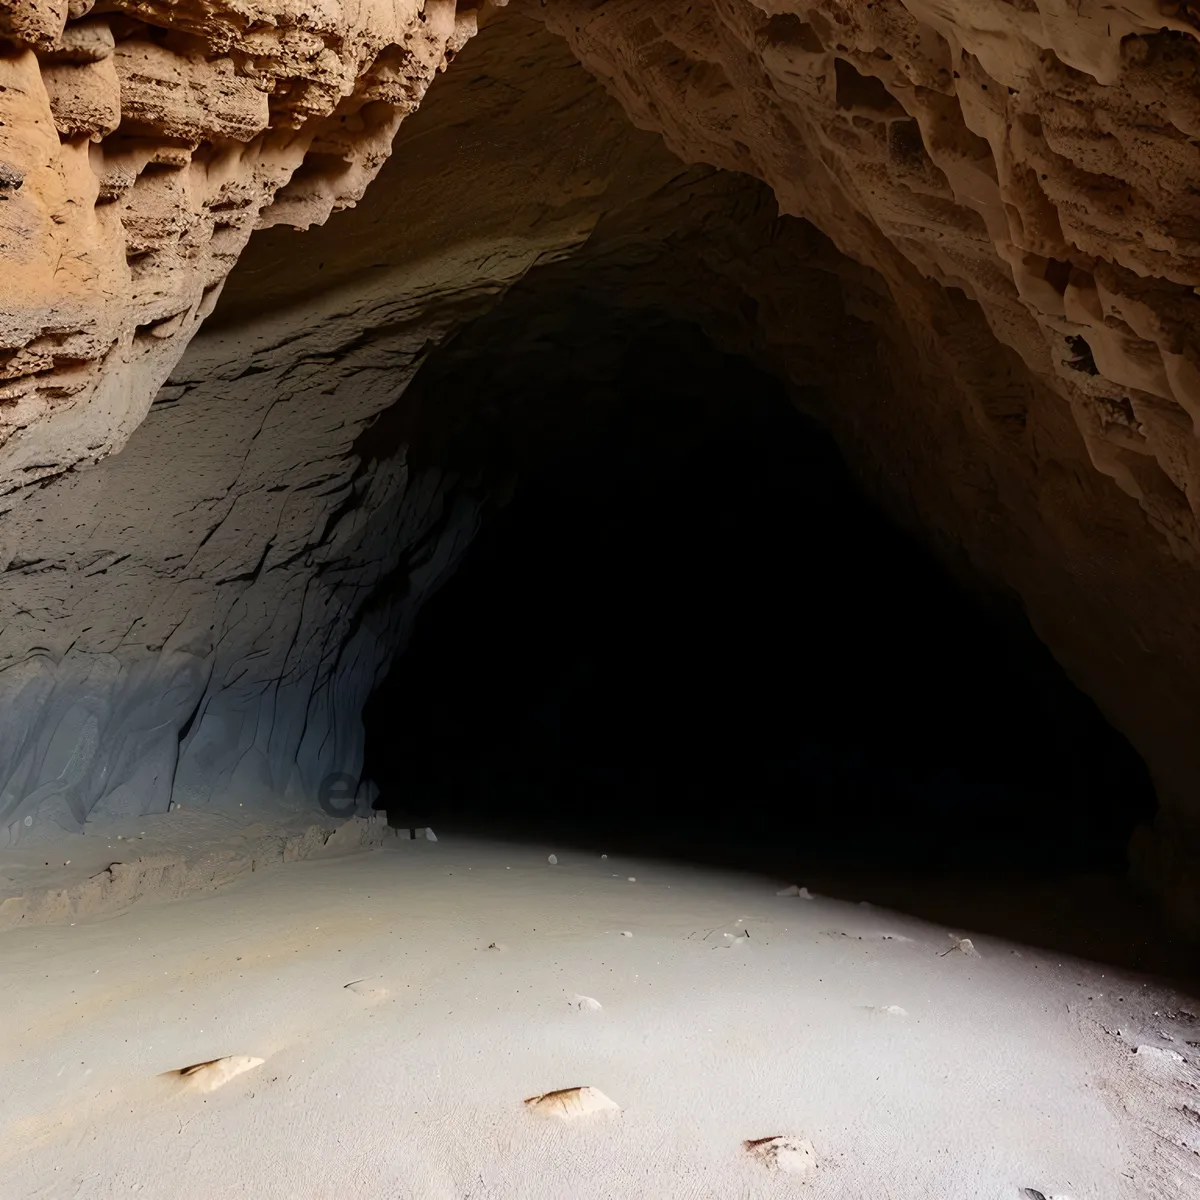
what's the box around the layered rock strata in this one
[0,0,482,493]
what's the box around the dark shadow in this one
[361,300,1191,981]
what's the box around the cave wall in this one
[0,281,484,839]
[0,13,688,840]
[1,3,1200,919]
[527,0,1200,920]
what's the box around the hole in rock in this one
[834,58,905,117]
[362,288,1159,966]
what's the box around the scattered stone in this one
[627,876,636,882]
[621,931,633,938]
[942,936,979,957]
[548,854,558,865]
[172,1055,264,1093]
[569,994,602,1011]
[775,884,813,899]
[425,828,438,842]
[525,1086,620,1120]
[743,1135,817,1176]
[867,1004,909,1017]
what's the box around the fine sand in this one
[1,834,1197,1199]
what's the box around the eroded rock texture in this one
[0,0,481,493]
[3,3,1200,921]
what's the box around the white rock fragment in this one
[1134,1044,1185,1065]
[775,884,812,899]
[744,1135,817,1176]
[944,936,979,957]
[569,994,602,1012]
[525,1086,620,1120]
[867,1004,908,1017]
[621,931,633,938]
[173,1055,264,1093]
[425,828,437,842]
[548,854,558,865]
[627,876,636,882]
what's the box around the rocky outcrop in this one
[537,0,1200,562]
[3,3,1200,922]
[0,0,482,494]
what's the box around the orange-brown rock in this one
[0,0,484,492]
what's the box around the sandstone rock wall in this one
[535,0,1200,567]
[0,0,481,495]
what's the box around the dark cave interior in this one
[361,289,1157,918]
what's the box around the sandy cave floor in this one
[1,835,1198,1199]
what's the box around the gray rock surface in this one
[0,14,671,842]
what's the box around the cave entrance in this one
[361,287,1156,943]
